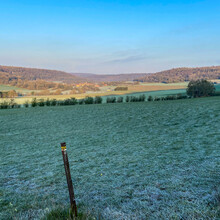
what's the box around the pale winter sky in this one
[1,0,220,74]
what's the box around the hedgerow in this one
[1,89,219,110]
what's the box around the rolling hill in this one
[1,65,220,87]
[134,66,220,83]
[0,65,86,84]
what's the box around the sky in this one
[0,0,220,74]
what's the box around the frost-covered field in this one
[0,97,220,219]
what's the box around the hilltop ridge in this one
[0,65,220,86]
[0,65,87,84]
[134,66,220,83]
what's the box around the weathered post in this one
[60,142,77,218]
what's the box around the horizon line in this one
[1,64,220,76]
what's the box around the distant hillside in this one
[0,65,86,84]
[1,65,220,87]
[135,66,220,83]
[72,73,148,82]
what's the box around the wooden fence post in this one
[60,142,77,218]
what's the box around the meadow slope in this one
[0,97,220,219]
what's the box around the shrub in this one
[69,98,77,105]
[181,95,188,99]
[78,99,85,105]
[94,96,102,104]
[0,101,9,109]
[165,95,176,100]
[51,99,57,106]
[148,96,153,101]
[24,101,29,108]
[57,100,66,106]
[9,99,17,108]
[139,94,146,102]
[63,99,71,105]
[31,98,37,107]
[106,97,116,103]
[154,97,161,101]
[84,96,94,104]
[60,98,77,105]
[213,91,220,96]
[125,96,130,102]
[130,96,139,102]
[187,79,215,97]
[38,99,45,107]
[45,99,51,106]
[117,96,123,103]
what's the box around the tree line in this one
[135,67,220,83]
[0,65,85,84]
[0,93,189,109]
[0,90,18,98]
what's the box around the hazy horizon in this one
[2,63,220,76]
[1,0,220,74]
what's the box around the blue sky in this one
[0,0,220,74]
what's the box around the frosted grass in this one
[0,97,220,219]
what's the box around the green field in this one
[102,88,187,102]
[102,84,220,102]
[139,82,189,86]
[0,85,32,93]
[0,97,220,219]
